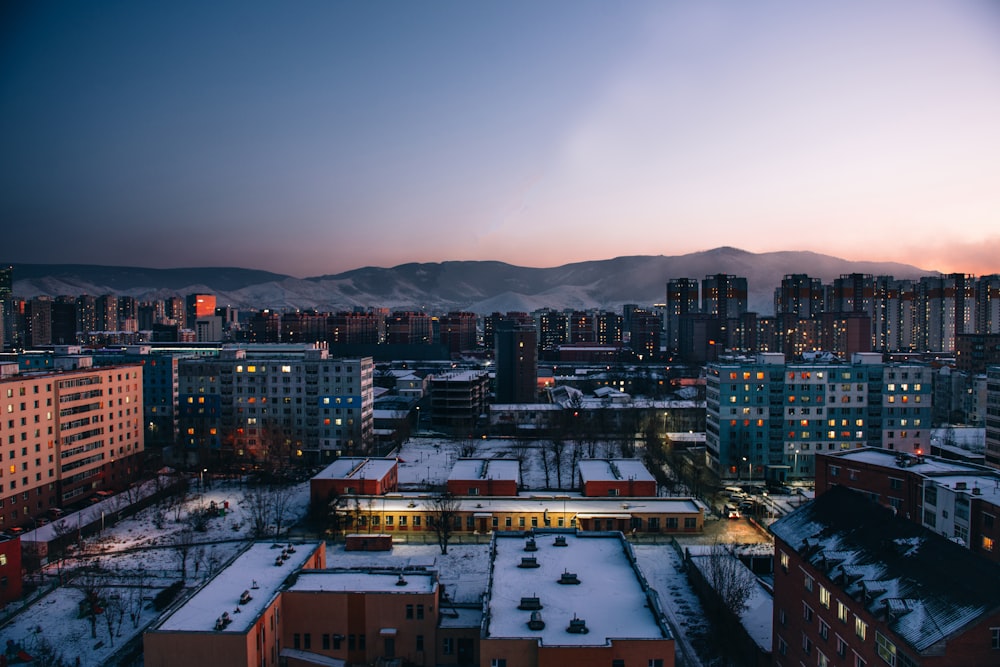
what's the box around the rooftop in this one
[156,542,321,634]
[336,494,702,516]
[770,486,1000,652]
[484,532,670,645]
[448,458,520,483]
[313,457,397,481]
[288,569,437,595]
[577,459,655,484]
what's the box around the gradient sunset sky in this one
[2,1,999,277]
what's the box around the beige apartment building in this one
[0,358,144,530]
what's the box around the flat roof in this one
[485,533,668,644]
[288,570,437,594]
[338,494,701,516]
[822,447,997,479]
[156,542,321,634]
[448,458,520,482]
[577,459,655,484]
[314,458,397,481]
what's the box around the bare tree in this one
[702,540,758,664]
[78,572,105,639]
[172,528,196,579]
[103,588,127,645]
[240,486,275,538]
[270,485,296,537]
[427,492,461,554]
[126,567,147,629]
[51,518,74,583]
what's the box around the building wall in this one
[446,478,518,497]
[0,536,23,605]
[281,587,440,666]
[582,479,657,497]
[143,631,251,667]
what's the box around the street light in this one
[741,456,748,484]
[793,450,800,480]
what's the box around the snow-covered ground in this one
[2,436,757,666]
[1,478,311,666]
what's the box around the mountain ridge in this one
[5,248,936,315]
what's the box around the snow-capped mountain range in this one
[8,247,933,315]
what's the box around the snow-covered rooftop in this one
[313,457,397,481]
[771,486,1000,652]
[577,459,655,484]
[448,458,520,482]
[289,569,437,594]
[823,447,978,475]
[155,542,321,634]
[484,532,669,644]
[337,494,701,516]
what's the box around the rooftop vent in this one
[553,535,568,547]
[524,538,537,552]
[518,556,540,569]
[214,611,232,631]
[518,596,542,610]
[527,611,545,631]
[396,574,408,586]
[956,481,968,490]
[558,570,580,585]
[567,616,588,634]
[239,590,253,605]
[274,557,284,567]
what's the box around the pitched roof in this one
[770,486,1000,652]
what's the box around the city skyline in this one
[3,1,1000,277]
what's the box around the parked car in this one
[725,504,741,519]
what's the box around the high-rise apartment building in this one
[666,278,699,354]
[975,274,1000,334]
[439,311,478,355]
[494,322,538,404]
[706,353,931,482]
[775,274,823,319]
[914,274,975,352]
[177,345,374,465]
[327,311,381,345]
[701,274,747,320]
[386,312,432,345]
[0,358,144,529]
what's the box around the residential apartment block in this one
[815,447,1000,563]
[0,358,144,529]
[772,486,1000,667]
[177,345,373,466]
[706,353,931,483]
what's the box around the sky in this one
[2,0,1000,278]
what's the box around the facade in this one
[481,532,675,667]
[446,458,520,496]
[0,534,23,606]
[494,322,538,404]
[0,359,144,529]
[666,278,700,353]
[428,370,488,433]
[577,459,656,497]
[144,542,327,667]
[816,447,1000,563]
[771,486,1000,667]
[706,353,932,482]
[177,345,374,466]
[309,457,398,505]
[331,494,704,536]
[439,312,478,355]
[988,366,1000,470]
